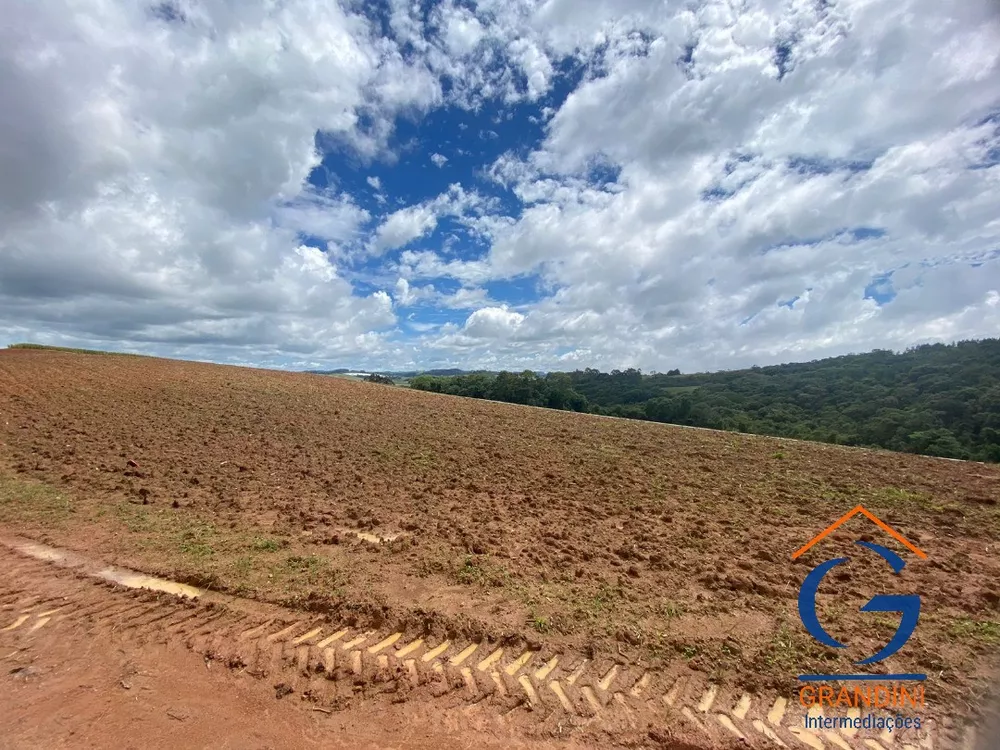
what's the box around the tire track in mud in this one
[0,538,974,750]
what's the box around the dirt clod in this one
[273,683,293,699]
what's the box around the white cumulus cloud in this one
[2,0,999,373]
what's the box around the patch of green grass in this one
[0,474,75,526]
[285,554,324,573]
[584,584,619,612]
[371,444,404,463]
[408,449,438,467]
[528,608,551,634]
[760,623,816,672]
[772,451,786,459]
[659,601,684,619]
[870,614,899,631]
[249,537,285,552]
[949,618,1000,644]
[456,554,511,587]
[594,583,619,607]
[177,539,214,558]
[0,472,343,612]
[457,555,482,584]
[680,644,700,660]
[232,555,254,577]
[567,583,622,626]
[176,523,217,559]
[276,553,343,589]
[929,501,964,514]
[7,343,147,357]
[867,486,932,509]
[116,503,154,533]
[818,482,861,501]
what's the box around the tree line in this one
[408,338,1000,463]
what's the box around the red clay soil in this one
[0,543,604,750]
[1,348,999,747]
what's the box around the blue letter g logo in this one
[797,541,920,664]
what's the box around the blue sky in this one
[2,0,999,372]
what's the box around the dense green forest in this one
[408,339,1000,462]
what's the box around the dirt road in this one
[0,539,610,750]
[3,535,987,750]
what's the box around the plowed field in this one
[1,348,999,749]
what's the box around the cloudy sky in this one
[2,0,999,373]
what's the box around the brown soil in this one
[1,348,999,747]
[0,542,608,750]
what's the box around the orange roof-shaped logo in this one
[792,504,928,560]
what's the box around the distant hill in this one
[305,368,494,378]
[407,339,1000,463]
